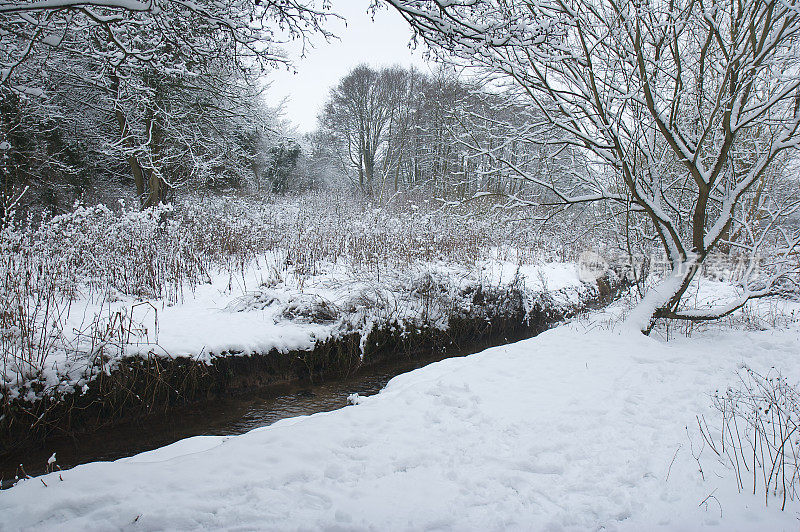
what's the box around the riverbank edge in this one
[1,271,628,453]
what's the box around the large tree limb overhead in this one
[0,0,152,13]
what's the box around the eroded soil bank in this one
[0,350,455,487]
[1,272,626,482]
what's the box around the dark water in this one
[0,353,453,488]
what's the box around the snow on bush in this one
[699,366,800,510]
[0,193,593,408]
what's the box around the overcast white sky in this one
[266,1,432,135]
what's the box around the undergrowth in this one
[699,366,800,510]
[1,192,590,417]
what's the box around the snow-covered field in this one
[3,304,800,530]
[4,252,597,404]
[105,254,590,360]
[1,196,597,405]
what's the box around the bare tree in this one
[1,0,331,89]
[1,0,333,208]
[317,64,553,201]
[384,0,800,332]
[320,65,410,195]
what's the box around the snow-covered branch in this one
[385,0,800,332]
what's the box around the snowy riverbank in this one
[3,249,625,452]
[3,307,800,530]
[4,252,601,405]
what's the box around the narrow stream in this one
[0,351,459,488]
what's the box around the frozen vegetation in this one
[3,193,800,530]
[5,0,800,527]
[0,194,606,414]
[2,296,800,529]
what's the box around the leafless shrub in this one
[699,366,800,510]
[0,190,597,409]
[0,246,70,385]
[281,296,339,324]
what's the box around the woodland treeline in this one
[2,38,567,215]
[314,64,574,201]
[1,0,327,218]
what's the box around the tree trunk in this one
[624,253,705,335]
[143,108,166,208]
[114,108,147,207]
[110,73,147,207]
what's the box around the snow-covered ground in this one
[5,253,595,403]
[5,198,592,405]
[3,303,800,530]
[128,256,589,359]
